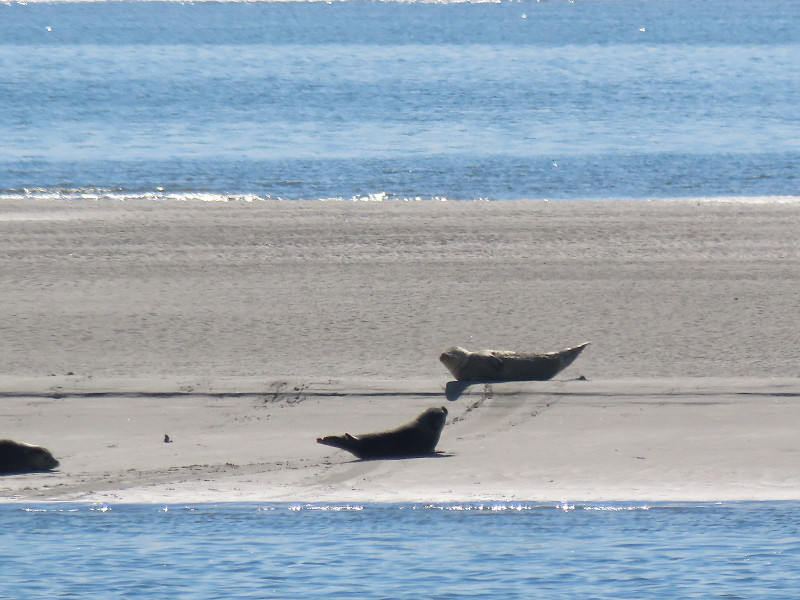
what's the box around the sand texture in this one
[1,198,799,503]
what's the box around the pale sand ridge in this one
[2,376,800,503]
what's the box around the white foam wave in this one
[2,189,799,204]
[288,504,364,512]
[412,502,656,512]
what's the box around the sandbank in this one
[1,198,798,503]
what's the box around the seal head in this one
[0,440,60,474]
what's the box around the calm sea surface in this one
[2,502,800,598]
[1,0,798,201]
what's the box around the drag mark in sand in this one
[448,384,561,426]
[2,459,316,502]
[262,381,309,406]
[449,384,494,425]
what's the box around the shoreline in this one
[3,192,800,204]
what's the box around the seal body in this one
[317,406,448,460]
[0,440,60,474]
[440,342,590,382]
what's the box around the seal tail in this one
[556,341,590,371]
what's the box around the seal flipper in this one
[487,355,503,368]
[316,433,362,457]
[484,354,505,377]
[316,434,339,447]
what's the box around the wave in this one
[2,188,800,204]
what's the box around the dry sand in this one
[1,198,798,504]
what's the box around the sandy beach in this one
[1,198,799,503]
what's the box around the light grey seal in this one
[317,406,448,460]
[440,342,590,382]
[0,440,60,474]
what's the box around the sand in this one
[1,197,799,504]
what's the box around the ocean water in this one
[2,502,800,598]
[1,0,798,201]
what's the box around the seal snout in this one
[33,447,59,471]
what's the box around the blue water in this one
[2,502,800,598]
[1,0,798,200]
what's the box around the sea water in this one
[2,502,800,598]
[1,0,798,201]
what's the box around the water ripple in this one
[4,502,800,598]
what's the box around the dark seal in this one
[439,342,589,382]
[0,440,60,474]
[317,406,448,460]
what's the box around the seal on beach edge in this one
[0,440,60,474]
[439,342,589,383]
[317,406,448,460]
